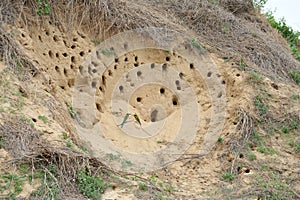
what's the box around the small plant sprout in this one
[189,38,205,54]
[139,182,148,191]
[66,102,76,118]
[91,39,102,46]
[217,137,223,143]
[222,172,235,182]
[289,70,300,84]
[36,0,51,15]
[76,169,107,199]
[38,115,48,124]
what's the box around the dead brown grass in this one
[1,0,298,82]
[0,119,165,199]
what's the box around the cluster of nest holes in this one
[53,65,75,89]
[37,29,88,73]
[134,89,178,106]
[226,153,251,174]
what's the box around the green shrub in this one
[36,0,51,15]
[76,169,107,199]
[138,182,148,191]
[265,11,300,61]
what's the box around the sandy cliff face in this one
[0,1,299,199]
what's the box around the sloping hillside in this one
[0,0,299,199]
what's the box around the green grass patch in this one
[19,115,34,127]
[254,95,268,119]
[289,70,300,84]
[138,182,148,191]
[221,172,235,182]
[91,39,102,46]
[247,71,263,84]
[257,146,276,155]
[291,94,300,101]
[38,115,48,124]
[246,152,257,161]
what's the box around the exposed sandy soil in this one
[0,1,299,200]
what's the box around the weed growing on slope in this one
[30,165,60,200]
[247,71,263,85]
[0,173,25,200]
[76,169,107,199]
[289,70,300,84]
[38,115,48,124]
[36,0,51,15]
[221,172,236,182]
[254,95,268,121]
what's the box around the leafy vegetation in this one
[217,137,223,143]
[254,0,300,61]
[66,102,77,118]
[221,172,235,182]
[291,94,300,100]
[238,57,247,71]
[0,173,25,200]
[264,8,300,61]
[246,71,263,84]
[138,182,148,191]
[246,152,257,161]
[38,115,48,124]
[76,169,107,199]
[19,115,35,127]
[36,0,51,15]
[253,167,296,199]
[289,70,300,84]
[253,0,268,9]
[30,165,60,200]
[254,95,268,118]
[91,39,102,46]
[60,133,74,147]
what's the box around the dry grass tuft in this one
[1,0,299,82]
[0,119,41,159]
